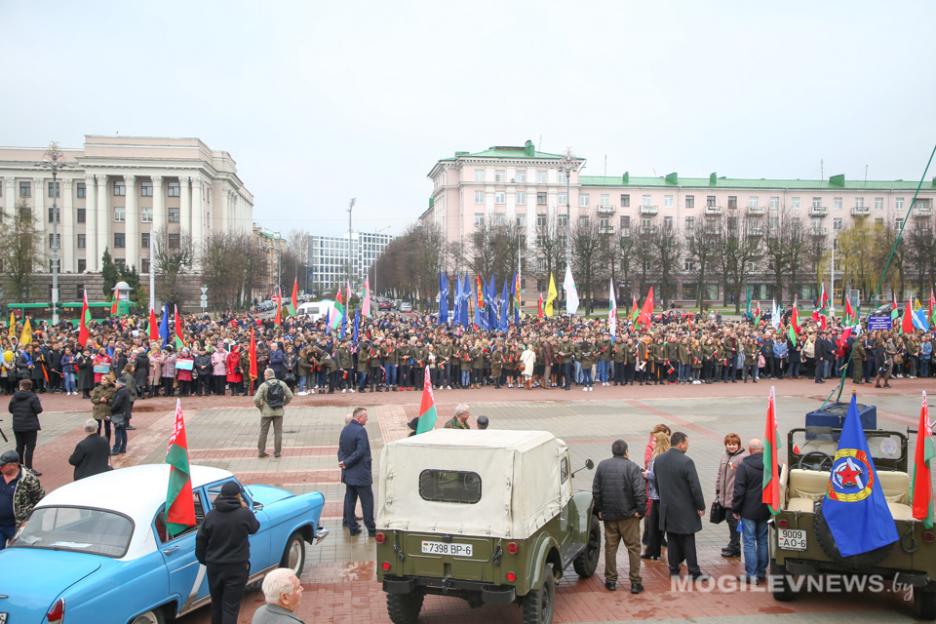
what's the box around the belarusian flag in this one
[415,366,437,434]
[362,277,371,317]
[165,399,196,537]
[754,301,762,327]
[929,288,936,328]
[910,391,934,529]
[274,289,283,326]
[787,323,798,347]
[333,287,345,330]
[844,295,856,325]
[148,306,159,343]
[637,286,654,327]
[630,295,639,322]
[173,305,185,349]
[248,327,258,388]
[537,293,544,319]
[110,289,120,316]
[78,289,91,347]
[762,386,781,515]
[902,299,914,335]
[289,278,299,317]
[791,298,801,334]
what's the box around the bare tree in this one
[685,221,722,311]
[804,230,829,289]
[906,220,936,295]
[572,219,601,313]
[617,232,638,302]
[153,228,194,306]
[0,201,43,300]
[838,220,883,300]
[786,218,806,297]
[534,219,567,287]
[201,232,262,309]
[650,221,681,306]
[719,213,763,313]
[634,226,657,297]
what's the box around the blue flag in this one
[461,275,471,328]
[352,309,360,345]
[339,306,348,340]
[821,394,898,557]
[324,308,331,335]
[451,275,460,326]
[439,272,449,326]
[159,303,170,348]
[499,278,510,332]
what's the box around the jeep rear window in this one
[419,469,482,504]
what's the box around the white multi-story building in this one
[0,135,253,275]
[308,231,393,295]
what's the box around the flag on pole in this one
[813,285,829,330]
[159,303,170,348]
[19,317,32,347]
[754,301,762,327]
[110,289,120,316]
[7,312,13,339]
[638,287,654,327]
[415,366,438,434]
[345,282,352,309]
[164,400,196,537]
[545,273,558,317]
[787,323,798,347]
[902,299,915,335]
[362,277,371,317]
[845,294,856,325]
[437,273,448,325]
[352,309,360,345]
[791,299,801,334]
[476,275,484,309]
[771,299,781,330]
[289,278,299,317]
[324,308,331,335]
[929,288,936,328]
[630,295,639,323]
[148,306,159,343]
[537,293,544,319]
[78,289,91,348]
[745,287,752,319]
[173,305,185,350]
[910,391,934,528]
[460,274,470,328]
[513,272,521,326]
[248,327,258,386]
[563,265,579,315]
[608,279,617,340]
[274,288,283,326]
[762,386,781,515]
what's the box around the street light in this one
[36,142,75,326]
[371,225,392,299]
[558,148,577,267]
[347,198,356,289]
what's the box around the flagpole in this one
[149,230,156,312]
[830,234,836,318]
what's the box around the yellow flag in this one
[7,312,13,338]
[19,317,32,347]
[545,272,558,317]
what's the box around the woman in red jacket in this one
[175,348,195,396]
[226,346,244,396]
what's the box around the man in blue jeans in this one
[731,439,771,583]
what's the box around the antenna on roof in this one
[538,134,542,151]
[603,155,607,177]
[820,158,824,180]
[864,164,869,184]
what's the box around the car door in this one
[205,479,272,575]
[155,489,210,615]
[557,453,578,561]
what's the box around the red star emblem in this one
[837,462,861,487]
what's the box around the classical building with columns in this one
[0,135,253,278]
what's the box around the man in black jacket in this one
[68,419,111,480]
[8,379,43,475]
[110,378,132,455]
[732,438,770,583]
[592,439,647,593]
[196,481,261,624]
[815,331,831,383]
[653,431,707,580]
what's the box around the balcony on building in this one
[810,227,829,237]
[851,205,870,217]
[599,224,614,234]
[912,203,933,217]
[640,225,658,235]
[746,204,765,215]
[619,228,631,238]
[639,205,658,216]
[705,205,723,215]
[747,227,765,237]
[809,205,828,217]
[596,204,615,216]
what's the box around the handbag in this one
[710,501,727,524]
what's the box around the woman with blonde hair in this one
[642,430,671,559]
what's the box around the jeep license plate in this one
[778,528,807,551]
[0,612,7,624]
[421,540,474,557]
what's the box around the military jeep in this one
[375,429,598,624]
[770,426,936,619]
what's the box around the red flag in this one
[248,327,258,381]
[836,326,853,358]
[844,295,855,323]
[78,289,91,347]
[762,386,781,515]
[165,400,196,536]
[476,275,484,308]
[911,391,934,528]
[903,299,915,335]
[929,288,936,327]
[149,307,159,343]
[638,287,654,327]
[274,288,283,326]
[291,278,299,315]
[791,300,801,334]
[335,286,344,306]
[537,293,544,319]
[174,305,184,348]
[110,289,120,316]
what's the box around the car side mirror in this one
[585,459,595,470]
[252,501,264,511]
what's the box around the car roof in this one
[392,429,556,452]
[37,464,233,521]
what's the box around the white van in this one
[296,299,339,322]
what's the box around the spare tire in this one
[813,499,892,569]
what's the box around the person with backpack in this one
[253,367,293,458]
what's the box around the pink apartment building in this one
[422,140,935,304]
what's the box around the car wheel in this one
[915,582,936,621]
[572,521,601,578]
[280,531,307,577]
[522,562,556,624]
[386,591,424,624]
[768,561,796,602]
[129,609,165,624]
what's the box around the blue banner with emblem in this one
[821,394,898,557]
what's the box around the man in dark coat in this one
[110,378,132,455]
[337,406,375,536]
[593,439,647,594]
[814,331,832,383]
[196,481,261,624]
[732,438,770,583]
[8,379,43,475]
[653,431,707,579]
[68,418,111,480]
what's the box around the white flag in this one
[608,278,617,339]
[771,299,781,330]
[563,265,579,315]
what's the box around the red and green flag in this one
[630,295,639,322]
[844,295,856,325]
[763,386,782,515]
[929,288,936,328]
[415,366,438,434]
[754,301,762,327]
[165,399,196,537]
[78,289,91,348]
[289,278,299,317]
[110,289,120,316]
[248,327,258,393]
[791,298,801,334]
[911,391,934,528]
[787,323,798,347]
[273,289,283,326]
[173,305,185,350]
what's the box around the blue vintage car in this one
[0,464,327,624]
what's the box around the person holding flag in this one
[910,391,934,529]
[731,437,773,584]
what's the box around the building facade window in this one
[77,259,86,273]
[685,216,695,230]
[19,181,31,198]
[494,169,505,183]
[792,197,800,209]
[854,197,865,208]
[168,207,180,223]
[663,216,674,229]
[515,191,526,204]
[48,233,60,249]
[516,215,526,228]
[113,181,125,197]
[895,197,905,211]
[514,170,526,183]
[578,215,589,226]
[474,190,484,204]
[621,194,630,208]
[141,259,150,274]
[140,182,153,197]
[141,206,153,222]
[874,197,884,210]
[749,196,759,209]
[557,214,568,228]
[685,195,694,209]
[114,206,125,222]
[474,168,485,183]
[47,181,60,198]
[579,193,589,208]
[620,215,631,229]
[141,233,150,249]
[167,182,180,197]
[664,195,673,208]
[76,182,86,198]
[536,170,547,184]
[48,207,60,223]
[833,218,843,230]
[557,192,567,206]
[474,213,485,226]
[896,218,904,230]
[642,194,652,207]
[168,233,180,249]
[727,196,737,210]
[536,214,547,227]
[77,234,86,249]
[600,193,610,206]
[76,208,86,223]
[494,192,505,205]
[537,192,547,205]
[833,197,842,210]
[114,233,126,248]
[769,196,779,209]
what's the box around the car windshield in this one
[12,506,133,557]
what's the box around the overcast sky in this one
[2,1,934,237]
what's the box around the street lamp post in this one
[347,198,356,290]
[37,142,75,326]
[558,149,577,267]
[371,225,392,300]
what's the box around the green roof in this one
[441,139,578,162]
[580,173,934,191]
